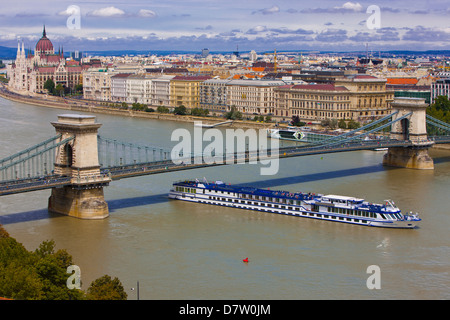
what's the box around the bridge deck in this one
[1,136,449,196]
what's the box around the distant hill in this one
[2,45,450,60]
[0,46,18,59]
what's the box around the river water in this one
[0,96,449,300]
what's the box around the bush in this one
[157,106,170,113]
[173,105,187,115]
[191,107,209,117]
[224,106,243,120]
[0,224,126,300]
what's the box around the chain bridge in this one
[1,98,449,219]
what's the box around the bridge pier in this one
[383,98,434,170]
[383,146,434,170]
[48,114,110,219]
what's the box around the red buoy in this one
[243,257,249,263]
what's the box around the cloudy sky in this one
[1,0,450,53]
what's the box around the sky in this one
[1,0,450,53]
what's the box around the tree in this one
[347,119,361,130]
[157,105,170,113]
[0,225,125,300]
[224,106,243,120]
[428,95,450,124]
[291,115,306,127]
[54,84,65,97]
[191,107,209,117]
[338,119,347,129]
[173,105,187,115]
[86,275,127,300]
[43,78,55,94]
[321,118,338,129]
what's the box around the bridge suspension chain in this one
[426,115,450,136]
[97,136,173,168]
[0,134,62,167]
[306,111,398,147]
[0,136,75,181]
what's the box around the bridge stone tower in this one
[48,114,111,219]
[383,98,434,170]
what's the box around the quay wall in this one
[0,87,271,130]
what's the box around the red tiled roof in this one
[37,66,56,73]
[387,78,418,85]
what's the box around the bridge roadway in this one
[2,136,449,196]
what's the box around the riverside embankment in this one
[0,85,272,130]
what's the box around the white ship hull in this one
[169,181,421,229]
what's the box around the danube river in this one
[0,96,449,300]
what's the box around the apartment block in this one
[111,73,131,103]
[275,84,351,123]
[226,79,289,117]
[199,79,230,114]
[430,78,450,104]
[170,75,211,109]
[83,68,115,101]
[151,75,175,107]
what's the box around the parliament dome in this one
[35,26,54,55]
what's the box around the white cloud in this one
[253,5,280,15]
[58,5,80,16]
[138,9,157,18]
[88,6,125,17]
[336,2,363,12]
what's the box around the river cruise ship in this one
[267,127,339,143]
[169,180,421,229]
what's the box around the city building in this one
[151,75,175,107]
[126,74,154,104]
[431,78,450,104]
[387,78,431,104]
[83,68,115,101]
[226,79,292,118]
[334,75,394,123]
[111,73,131,103]
[170,75,211,109]
[199,79,231,115]
[275,84,351,123]
[7,26,84,94]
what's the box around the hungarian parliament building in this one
[7,26,86,94]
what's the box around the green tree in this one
[0,225,125,300]
[43,78,55,94]
[347,119,361,130]
[428,95,450,124]
[191,107,209,116]
[157,105,170,113]
[173,105,187,115]
[291,115,306,127]
[86,275,127,300]
[338,119,347,129]
[224,106,242,120]
[54,84,65,96]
